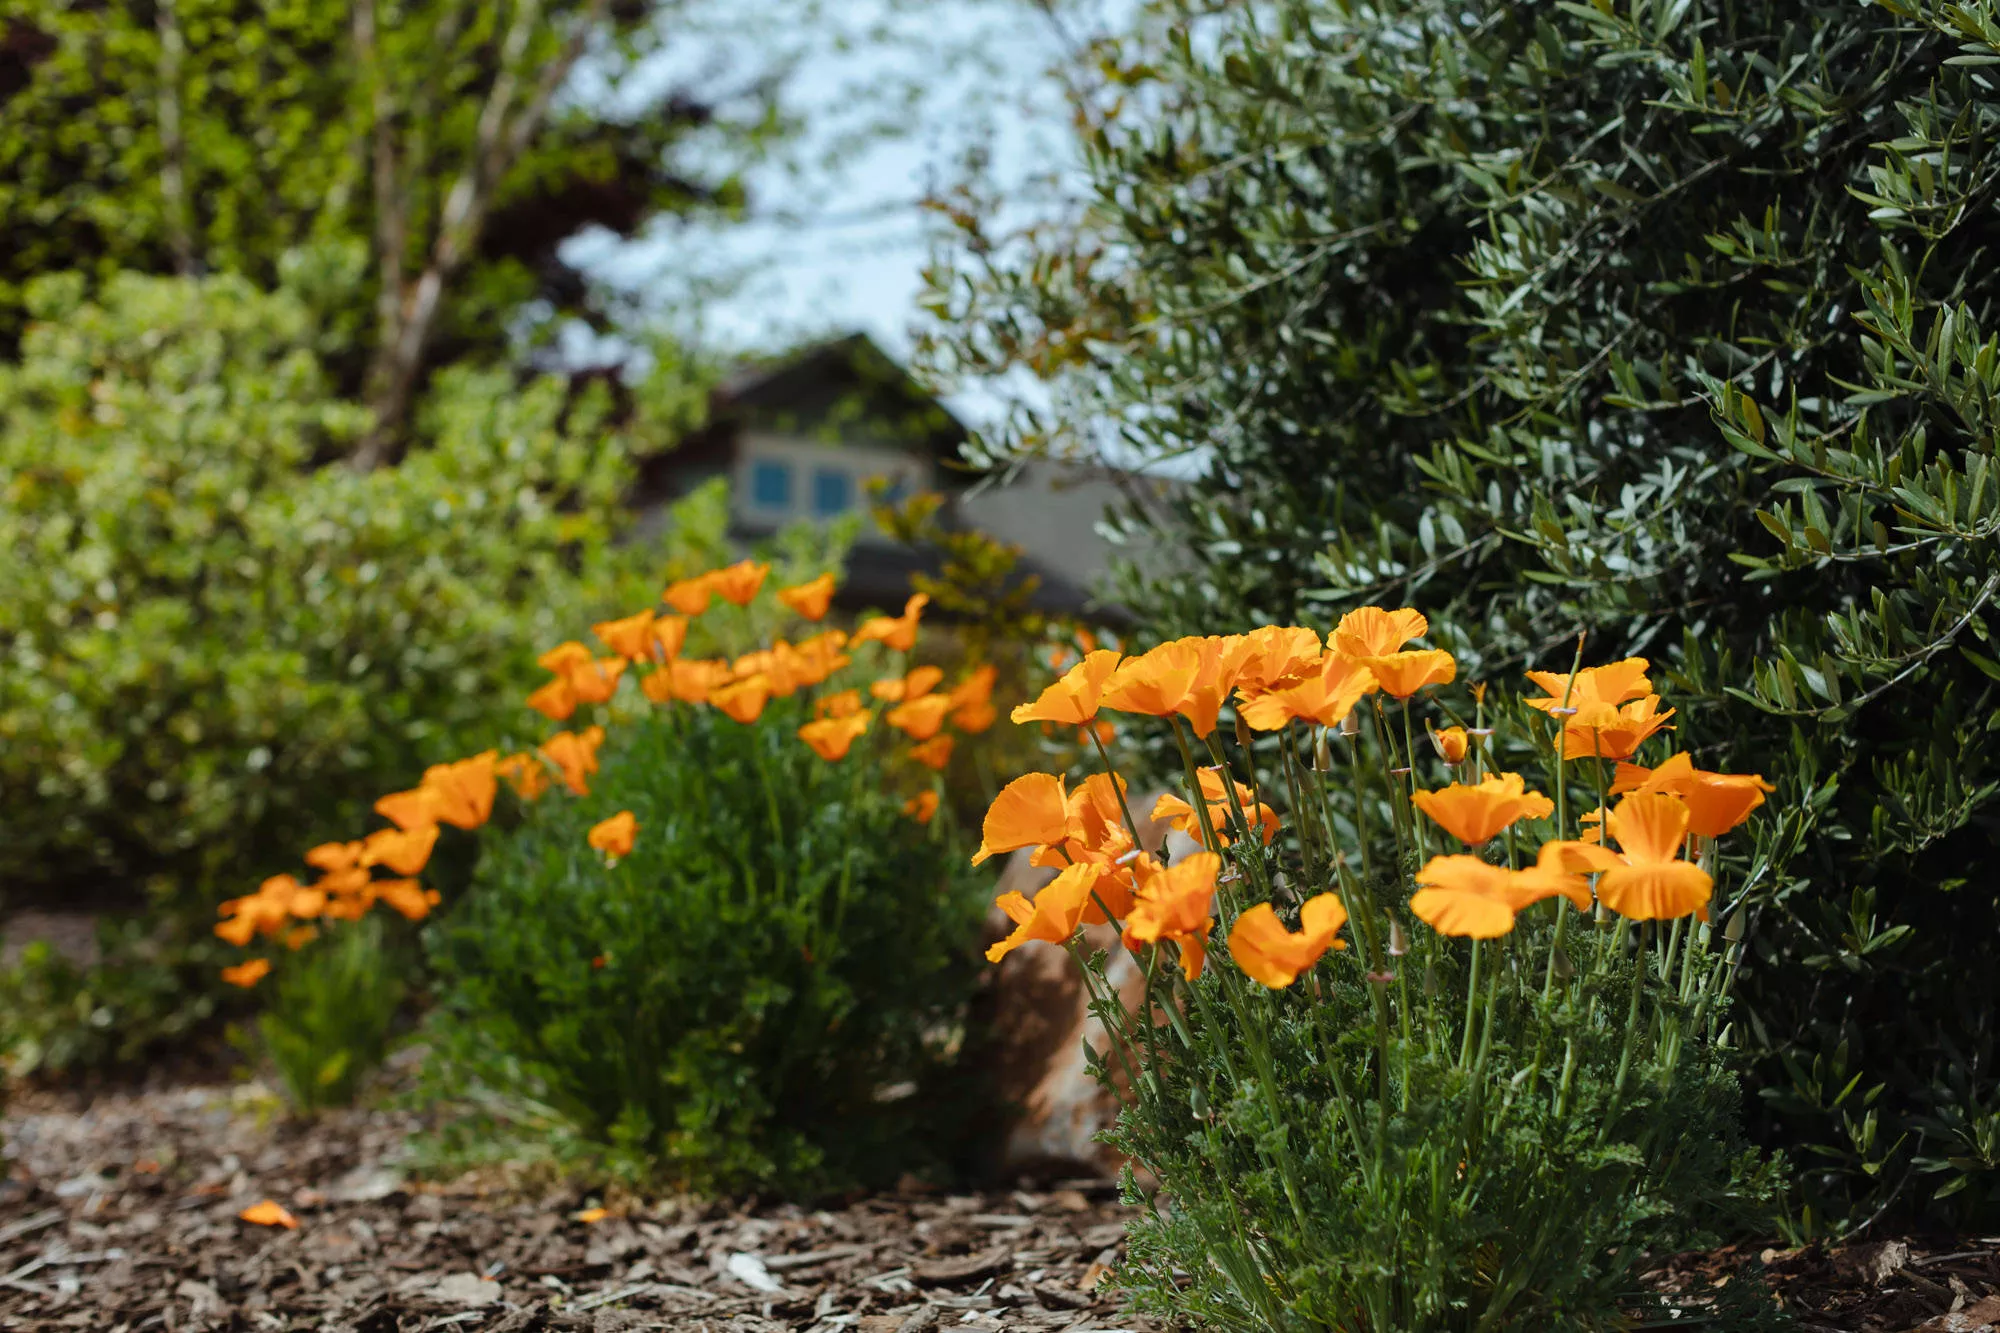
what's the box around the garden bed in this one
[0,1078,1151,1332]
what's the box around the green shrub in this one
[0,264,684,1069]
[241,916,408,1115]
[983,629,1777,1330]
[0,266,647,906]
[927,0,2000,1229]
[420,684,986,1196]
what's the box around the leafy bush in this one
[425,695,983,1194]
[0,265,647,914]
[927,0,2000,1229]
[208,545,997,1195]
[0,263,687,1071]
[244,916,407,1115]
[981,617,1777,1330]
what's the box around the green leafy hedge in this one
[926,0,2000,1227]
[0,265,666,1066]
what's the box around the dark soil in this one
[0,1078,1155,1332]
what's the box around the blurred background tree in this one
[0,0,782,461]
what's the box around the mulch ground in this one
[8,1080,2000,1333]
[0,1079,1156,1333]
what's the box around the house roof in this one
[713,333,970,463]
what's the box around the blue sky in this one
[566,0,1096,371]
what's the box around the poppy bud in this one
[1423,959,1438,997]
[1313,731,1333,771]
[1429,725,1470,765]
[1190,1085,1210,1119]
[1234,712,1253,751]
[1340,711,1361,738]
[1387,920,1409,957]
[1550,945,1575,981]
[1724,907,1747,943]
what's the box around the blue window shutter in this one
[751,459,792,510]
[812,467,854,516]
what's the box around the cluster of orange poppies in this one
[976,607,1772,990]
[220,560,995,985]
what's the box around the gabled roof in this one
[714,333,969,462]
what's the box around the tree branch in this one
[352,0,609,470]
[155,0,198,276]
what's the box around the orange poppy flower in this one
[1031,773,1137,869]
[305,841,363,872]
[592,610,656,660]
[373,877,441,921]
[651,615,689,662]
[1122,852,1220,979]
[662,573,716,615]
[361,823,439,877]
[987,862,1130,964]
[1430,725,1470,765]
[1151,767,1279,848]
[1099,637,1245,737]
[282,925,319,951]
[1013,648,1124,726]
[872,665,945,702]
[951,700,995,733]
[903,790,940,824]
[1524,658,1653,716]
[799,711,871,761]
[708,559,770,607]
[496,752,551,800]
[418,752,499,830]
[948,663,997,708]
[777,572,837,620]
[1561,694,1675,761]
[973,772,1069,865]
[1237,652,1376,730]
[239,1200,298,1229]
[1412,773,1554,845]
[539,727,605,796]
[588,811,638,863]
[220,958,271,988]
[538,641,595,675]
[711,674,772,724]
[1597,791,1713,920]
[1331,606,1428,659]
[369,782,433,829]
[1235,625,1324,692]
[852,593,930,652]
[527,677,578,722]
[1228,893,1349,988]
[1611,753,1775,838]
[909,735,955,770]
[1409,857,1520,938]
[1357,649,1457,699]
[886,693,951,740]
[319,883,375,921]
[563,656,627,706]
[816,688,864,718]
[645,657,731,705]
[215,874,308,945]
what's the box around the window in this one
[750,459,792,511]
[812,466,854,517]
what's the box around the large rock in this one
[981,794,1179,1179]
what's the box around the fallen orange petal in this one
[239,1200,299,1229]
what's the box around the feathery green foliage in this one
[926,0,2000,1228]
